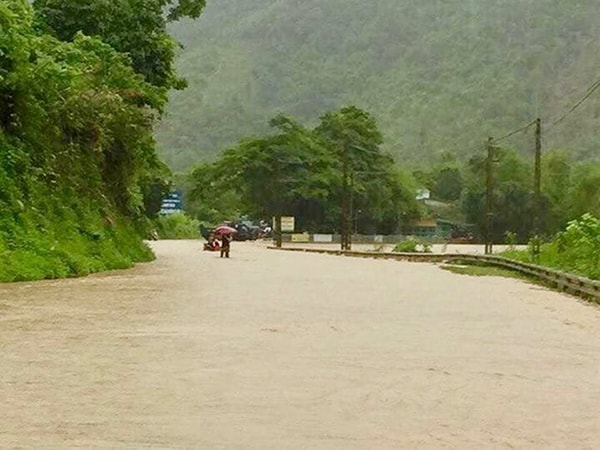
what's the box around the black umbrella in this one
[198,223,211,240]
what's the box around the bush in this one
[393,238,432,253]
[501,213,600,280]
[552,213,600,279]
[153,212,200,239]
[504,230,518,248]
[0,209,154,283]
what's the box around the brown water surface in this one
[1,241,599,448]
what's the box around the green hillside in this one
[157,0,599,170]
[1,0,207,282]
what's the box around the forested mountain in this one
[158,0,600,170]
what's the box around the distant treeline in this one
[181,107,600,242]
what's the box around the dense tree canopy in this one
[186,107,421,234]
[0,0,194,280]
[457,146,600,243]
[315,107,419,234]
[33,0,206,91]
[2,0,168,211]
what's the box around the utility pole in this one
[275,215,282,248]
[485,137,495,255]
[274,156,283,248]
[348,171,354,250]
[532,117,542,261]
[340,144,351,251]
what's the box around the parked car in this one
[232,222,261,241]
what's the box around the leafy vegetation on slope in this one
[0,0,205,282]
[34,0,206,91]
[502,214,600,280]
[158,0,600,170]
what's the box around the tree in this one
[0,1,170,216]
[33,0,206,91]
[186,162,243,225]
[432,166,463,202]
[0,1,170,280]
[462,148,534,242]
[30,0,209,217]
[541,149,573,233]
[186,108,420,234]
[216,115,337,230]
[567,162,600,220]
[315,106,418,234]
[140,160,172,218]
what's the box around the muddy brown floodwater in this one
[1,240,599,449]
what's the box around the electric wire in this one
[547,76,600,130]
[492,119,537,144]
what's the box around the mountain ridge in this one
[157,0,600,170]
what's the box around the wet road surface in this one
[1,241,599,448]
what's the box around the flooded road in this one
[1,241,599,449]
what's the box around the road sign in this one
[291,232,310,242]
[160,191,183,215]
[280,216,295,232]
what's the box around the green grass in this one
[441,264,535,282]
[0,204,155,283]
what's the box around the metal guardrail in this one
[268,247,600,303]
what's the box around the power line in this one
[492,119,537,144]
[486,76,600,144]
[548,76,600,129]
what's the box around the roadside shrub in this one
[153,212,200,239]
[393,238,432,253]
[501,213,600,280]
[504,230,518,249]
[551,213,600,279]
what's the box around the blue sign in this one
[160,191,183,215]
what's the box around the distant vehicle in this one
[261,226,273,238]
[449,229,475,243]
[231,222,261,241]
[202,220,263,242]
